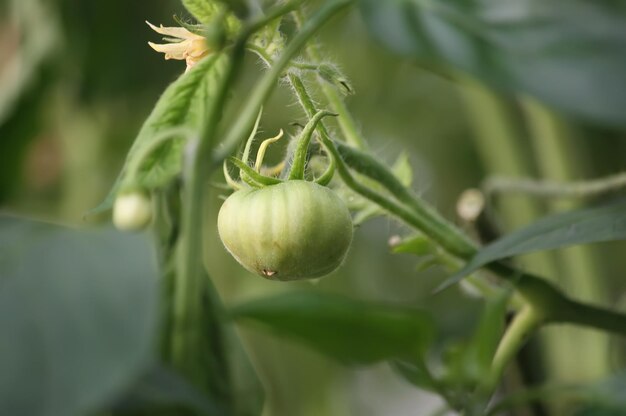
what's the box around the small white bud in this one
[113,192,152,231]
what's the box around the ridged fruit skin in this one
[217,180,353,281]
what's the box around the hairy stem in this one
[212,0,354,165]
[171,0,312,399]
[288,110,336,180]
[292,9,366,149]
[286,71,626,340]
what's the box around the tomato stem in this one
[288,110,336,180]
[171,0,324,401]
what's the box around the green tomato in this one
[113,191,152,231]
[217,180,353,281]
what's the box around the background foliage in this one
[2,0,626,415]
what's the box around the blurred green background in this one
[3,0,626,414]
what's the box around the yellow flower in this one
[146,21,209,72]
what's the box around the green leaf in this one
[489,372,626,415]
[0,215,158,416]
[445,198,626,288]
[391,234,434,256]
[391,360,440,392]
[359,0,626,126]
[392,151,412,188]
[182,0,223,23]
[89,54,227,216]
[231,291,435,365]
[182,0,242,34]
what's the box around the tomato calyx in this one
[222,109,337,191]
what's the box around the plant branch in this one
[171,0,313,397]
[486,306,543,392]
[484,172,626,201]
[292,74,626,339]
[292,9,366,149]
[211,0,354,165]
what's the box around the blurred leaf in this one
[392,151,413,187]
[488,383,584,415]
[0,215,159,416]
[231,291,435,365]
[199,277,265,416]
[578,371,626,414]
[182,0,223,23]
[360,0,626,126]
[444,198,626,288]
[89,53,227,216]
[157,256,264,415]
[489,372,626,415]
[0,0,60,125]
[182,0,242,34]
[391,360,440,392]
[224,324,265,416]
[576,406,626,416]
[113,366,225,415]
[439,341,472,388]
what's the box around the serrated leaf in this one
[231,292,435,366]
[360,0,626,126]
[89,54,227,216]
[447,198,626,287]
[0,215,158,416]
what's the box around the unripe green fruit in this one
[113,192,152,231]
[217,180,353,281]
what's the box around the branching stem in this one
[171,0,340,399]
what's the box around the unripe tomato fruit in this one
[113,191,152,231]
[217,180,353,281]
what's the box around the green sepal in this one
[228,157,282,187]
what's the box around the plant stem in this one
[292,9,367,149]
[487,306,543,392]
[288,110,335,180]
[457,77,567,399]
[171,0,315,397]
[458,76,559,274]
[212,0,354,165]
[483,172,626,200]
[334,142,477,258]
[286,71,626,340]
[522,97,610,380]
